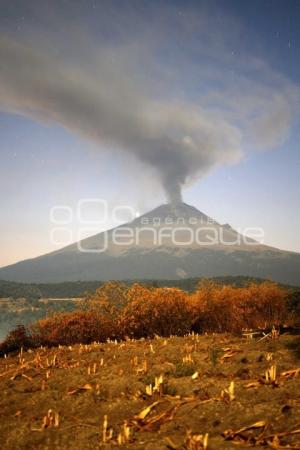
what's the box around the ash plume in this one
[0,5,298,202]
[0,37,242,202]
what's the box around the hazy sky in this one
[0,0,299,267]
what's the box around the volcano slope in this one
[1,202,300,285]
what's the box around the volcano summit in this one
[0,202,299,284]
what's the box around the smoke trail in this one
[0,37,245,202]
[0,30,297,202]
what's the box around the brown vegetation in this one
[0,281,290,355]
[190,281,287,333]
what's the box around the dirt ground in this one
[0,333,299,449]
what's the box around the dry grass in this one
[0,332,299,449]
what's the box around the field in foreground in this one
[0,333,299,450]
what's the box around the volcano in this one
[1,202,300,284]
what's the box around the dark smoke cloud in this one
[0,4,298,202]
[0,37,243,202]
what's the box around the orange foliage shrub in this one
[1,281,289,352]
[86,281,129,310]
[118,285,193,338]
[30,310,117,346]
[191,281,287,333]
[190,282,244,333]
[236,282,287,329]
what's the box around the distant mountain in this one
[1,202,300,284]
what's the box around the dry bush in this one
[190,282,241,333]
[241,282,287,328]
[191,281,288,333]
[118,286,193,338]
[85,281,129,310]
[0,281,289,353]
[30,310,117,346]
[0,324,32,356]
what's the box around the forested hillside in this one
[0,276,298,300]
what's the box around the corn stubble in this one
[0,331,299,449]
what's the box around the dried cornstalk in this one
[265,365,277,384]
[146,375,164,396]
[102,415,113,443]
[220,347,242,363]
[183,354,194,364]
[280,368,300,380]
[103,415,108,443]
[117,421,131,445]
[67,383,93,395]
[42,409,60,429]
[154,375,164,395]
[185,431,209,450]
[222,420,266,445]
[146,384,153,396]
[131,403,182,431]
[223,422,300,448]
[221,381,235,402]
[136,401,161,420]
[32,409,60,431]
